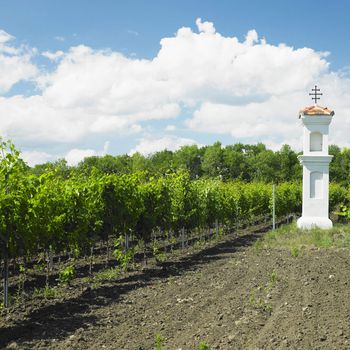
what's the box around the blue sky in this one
[0,0,350,64]
[1,0,349,68]
[0,0,350,165]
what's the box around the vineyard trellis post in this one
[3,247,8,308]
[3,172,9,308]
[181,227,185,249]
[125,232,129,250]
[272,184,276,230]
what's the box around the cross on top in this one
[309,85,323,104]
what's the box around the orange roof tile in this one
[299,105,334,117]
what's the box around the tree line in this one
[30,142,350,185]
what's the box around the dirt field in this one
[1,225,350,350]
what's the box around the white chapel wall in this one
[310,132,323,152]
[310,171,323,199]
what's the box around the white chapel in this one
[297,87,334,229]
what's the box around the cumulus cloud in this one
[21,150,57,167]
[187,96,300,140]
[0,30,38,94]
[245,29,258,46]
[0,94,143,145]
[65,148,97,166]
[0,29,14,43]
[186,75,350,148]
[65,141,110,166]
[129,135,199,156]
[42,50,64,61]
[165,124,176,131]
[195,18,216,34]
[0,95,90,143]
[1,19,350,165]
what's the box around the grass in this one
[58,265,75,285]
[197,341,211,350]
[154,333,165,350]
[254,222,350,255]
[248,270,278,314]
[153,334,211,350]
[95,266,120,281]
[269,271,278,285]
[33,285,60,299]
[248,289,272,313]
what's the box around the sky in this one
[1,0,350,166]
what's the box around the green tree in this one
[252,149,279,182]
[202,142,224,178]
[149,150,175,175]
[222,145,246,180]
[174,144,203,179]
[130,152,151,173]
[77,154,131,174]
[329,145,350,184]
[277,144,301,182]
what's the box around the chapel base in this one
[297,216,333,230]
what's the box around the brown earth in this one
[1,226,350,350]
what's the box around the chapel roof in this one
[299,105,335,118]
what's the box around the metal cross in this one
[309,85,322,104]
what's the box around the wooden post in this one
[89,246,94,276]
[3,247,8,308]
[49,249,53,272]
[272,184,276,230]
[125,233,129,250]
[45,249,50,287]
[181,227,185,249]
[3,173,9,308]
[236,203,239,231]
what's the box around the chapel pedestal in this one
[296,106,334,230]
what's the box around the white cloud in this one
[0,29,14,43]
[42,50,64,61]
[0,93,143,145]
[89,116,141,134]
[102,140,110,154]
[0,31,38,94]
[245,29,258,46]
[129,135,199,156]
[65,148,97,166]
[165,124,176,131]
[65,141,110,166]
[55,36,65,42]
[0,95,88,143]
[186,74,350,148]
[1,20,350,165]
[187,96,300,139]
[21,150,57,166]
[195,18,216,34]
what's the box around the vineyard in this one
[0,138,347,303]
[2,4,350,349]
[1,138,350,349]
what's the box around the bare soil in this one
[1,225,350,350]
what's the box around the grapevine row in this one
[1,164,345,260]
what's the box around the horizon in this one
[23,139,349,169]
